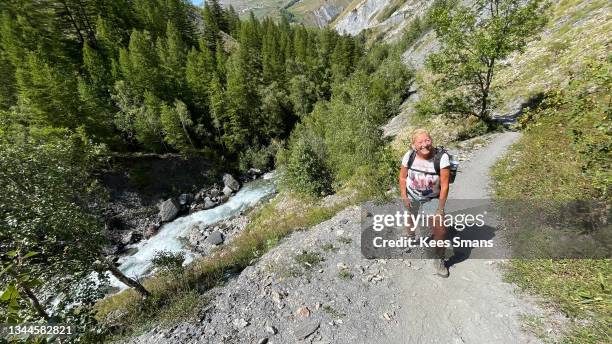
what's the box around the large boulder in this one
[159,198,180,222]
[178,193,193,206]
[203,197,217,209]
[223,173,240,192]
[205,230,224,245]
[218,194,230,203]
[222,185,233,197]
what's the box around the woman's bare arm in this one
[437,167,450,212]
[399,166,410,208]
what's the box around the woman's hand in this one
[403,197,411,209]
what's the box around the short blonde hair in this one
[411,128,431,144]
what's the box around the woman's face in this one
[413,134,433,157]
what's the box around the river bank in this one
[109,174,277,291]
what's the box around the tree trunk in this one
[16,280,50,320]
[479,58,497,130]
[101,255,150,299]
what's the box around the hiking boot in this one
[433,258,449,278]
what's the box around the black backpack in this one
[406,146,457,184]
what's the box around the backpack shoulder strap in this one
[433,146,447,175]
[407,150,416,168]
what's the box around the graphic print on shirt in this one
[408,168,437,197]
[401,150,450,201]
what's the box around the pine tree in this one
[119,30,161,95]
[201,4,220,51]
[223,53,252,152]
[214,39,227,81]
[160,99,194,152]
[208,72,225,136]
[262,19,284,84]
[186,46,214,116]
[208,0,228,32]
[132,0,196,44]
[15,52,80,128]
[0,1,72,65]
[157,20,188,100]
[293,26,309,64]
[225,5,241,36]
[78,42,115,138]
[134,91,164,151]
[331,36,355,80]
[0,49,16,110]
[94,16,124,65]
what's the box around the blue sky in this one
[190,0,204,5]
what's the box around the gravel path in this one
[385,131,548,344]
[124,131,560,344]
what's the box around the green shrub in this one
[238,140,282,172]
[277,128,332,196]
[152,250,186,274]
[395,16,428,54]
[456,118,490,140]
[277,55,412,198]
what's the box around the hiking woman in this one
[399,129,451,277]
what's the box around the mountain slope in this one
[219,0,352,26]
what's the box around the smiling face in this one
[412,132,434,158]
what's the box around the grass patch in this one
[337,268,353,280]
[492,56,611,342]
[337,236,352,245]
[278,265,304,279]
[322,304,346,318]
[294,250,324,269]
[322,243,339,252]
[506,260,611,343]
[493,0,610,107]
[519,314,556,343]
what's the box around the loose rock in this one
[159,198,180,222]
[293,320,320,340]
[223,173,240,192]
[296,306,310,318]
[232,318,248,328]
[206,231,224,245]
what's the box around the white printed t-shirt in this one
[401,150,450,201]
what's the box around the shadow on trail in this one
[444,222,498,267]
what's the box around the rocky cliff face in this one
[309,2,347,27]
[334,0,390,35]
[333,0,433,39]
